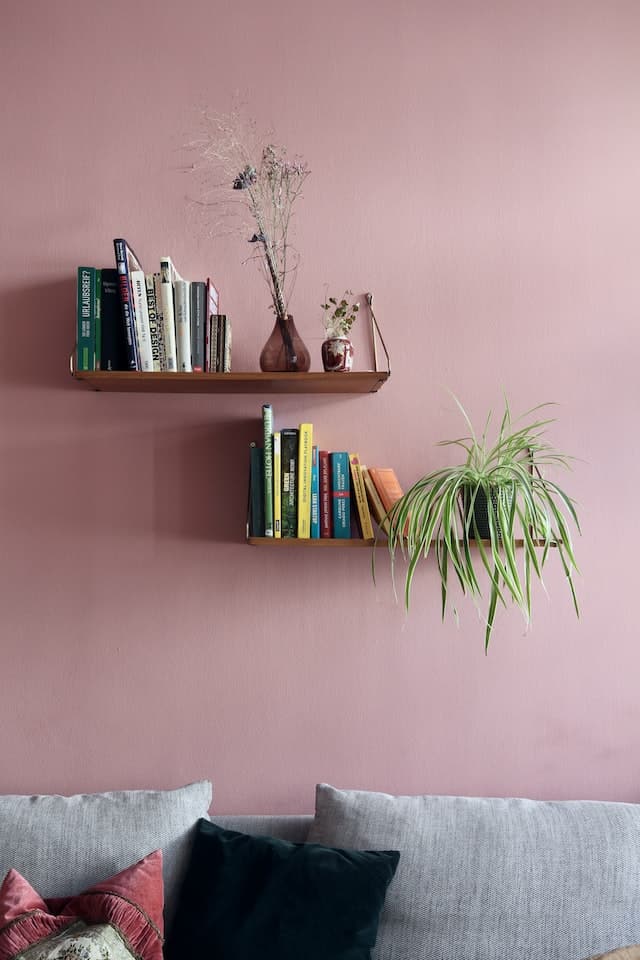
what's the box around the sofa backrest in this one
[0,781,212,933]
[308,785,640,960]
[214,814,311,843]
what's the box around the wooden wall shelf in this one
[70,369,390,395]
[247,537,556,548]
[247,537,375,547]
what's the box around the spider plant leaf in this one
[485,573,500,651]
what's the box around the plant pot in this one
[321,336,354,372]
[462,486,512,540]
[260,314,310,373]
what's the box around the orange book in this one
[367,467,404,514]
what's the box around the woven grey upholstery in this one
[307,783,640,960]
[0,781,212,930]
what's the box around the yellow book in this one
[349,454,375,540]
[297,423,313,538]
[273,431,282,538]
[362,465,390,536]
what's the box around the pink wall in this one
[1,0,639,813]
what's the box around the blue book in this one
[310,445,320,538]
[330,452,351,538]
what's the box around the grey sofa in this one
[2,781,640,960]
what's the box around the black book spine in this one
[280,428,299,538]
[100,268,128,371]
[190,281,206,372]
[249,443,265,536]
[113,238,140,370]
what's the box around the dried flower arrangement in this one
[191,112,311,369]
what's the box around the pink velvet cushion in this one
[0,850,163,960]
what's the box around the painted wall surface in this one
[1,0,639,813]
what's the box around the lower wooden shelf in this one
[246,537,556,548]
[247,537,375,547]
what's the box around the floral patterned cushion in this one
[0,851,163,960]
[15,922,136,959]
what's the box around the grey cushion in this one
[0,780,212,931]
[308,783,640,960]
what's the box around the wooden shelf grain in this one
[71,369,390,395]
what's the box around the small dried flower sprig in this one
[322,291,360,338]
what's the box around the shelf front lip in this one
[247,537,556,548]
[71,370,390,394]
[247,537,376,547]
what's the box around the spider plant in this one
[382,397,581,650]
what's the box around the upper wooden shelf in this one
[70,369,390,395]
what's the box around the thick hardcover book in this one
[145,274,162,371]
[113,239,140,370]
[130,269,154,371]
[281,428,299,538]
[273,431,282,538]
[310,445,320,539]
[159,256,178,371]
[330,452,351,538]
[248,443,265,537]
[175,279,192,372]
[362,466,390,536]
[263,403,274,537]
[100,268,127,371]
[349,453,375,540]
[190,280,206,372]
[76,266,96,371]
[319,449,332,538]
[297,423,313,538]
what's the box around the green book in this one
[248,443,265,537]
[76,266,97,371]
[262,404,274,537]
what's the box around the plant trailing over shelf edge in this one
[377,395,581,650]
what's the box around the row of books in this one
[247,403,404,540]
[75,238,231,373]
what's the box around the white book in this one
[150,272,167,371]
[174,278,192,373]
[130,269,154,371]
[145,273,163,372]
[159,256,178,372]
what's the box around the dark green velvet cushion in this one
[165,818,399,960]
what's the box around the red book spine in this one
[319,450,332,538]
